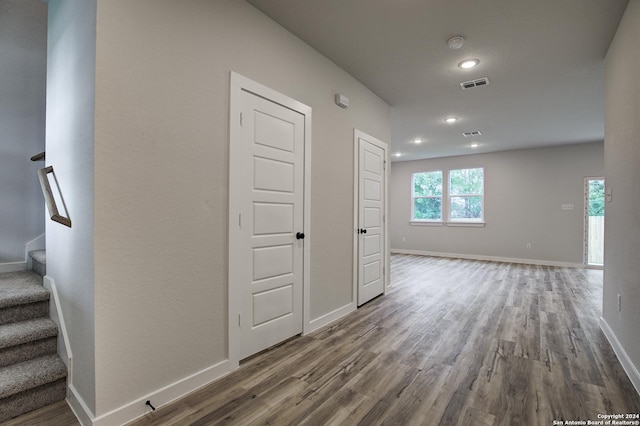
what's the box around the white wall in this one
[603,0,640,392]
[91,0,390,417]
[46,0,97,415]
[0,0,46,263]
[390,143,603,266]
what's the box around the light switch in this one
[606,187,612,202]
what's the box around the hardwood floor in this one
[0,401,78,426]
[3,255,639,425]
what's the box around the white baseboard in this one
[25,233,46,253]
[42,276,78,424]
[25,233,46,269]
[0,234,45,274]
[76,302,353,425]
[391,248,583,268]
[68,385,95,426]
[43,277,72,372]
[91,360,231,426]
[600,317,640,396]
[0,262,27,273]
[308,302,356,334]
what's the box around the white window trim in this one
[410,221,485,227]
[445,221,486,227]
[410,220,445,226]
[448,168,484,223]
[411,171,443,222]
[410,167,485,226]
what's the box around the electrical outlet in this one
[526,243,532,249]
[618,294,622,312]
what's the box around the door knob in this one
[296,232,305,240]
[359,228,367,234]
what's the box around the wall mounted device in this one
[335,93,349,109]
[447,36,465,49]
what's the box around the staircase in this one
[0,251,67,422]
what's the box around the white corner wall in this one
[390,143,603,266]
[0,0,47,264]
[92,0,390,419]
[602,0,640,394]
[46,0,97,417]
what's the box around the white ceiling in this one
[246,0,629,161]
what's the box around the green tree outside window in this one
[412,171,442,220]
[449,168,484,221]
[588,180,604,217]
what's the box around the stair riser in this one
[31,260,46,277]
[0,301,49,326]
[0,378,66,422]
[0,337,57,368]
[28,250,46,278]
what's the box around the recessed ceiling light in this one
[444,117,458,123]
[469,142,480,148]
[393,152,403,157]
[458,59,480,69]
[413,138,423,144]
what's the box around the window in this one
[410,167,485,225]
[449,167,484,222]
[412,171,443,221]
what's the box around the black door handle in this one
[296,232,305,240]
[359,228,367,234]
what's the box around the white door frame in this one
[352,129,389,305]
[228,72,312,368]
[584,176,605,269]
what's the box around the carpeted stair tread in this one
[0,355,66,399]
[0,318,58,350]
[28,250,46,265]
[0,257,65,420]
[0,271,49,309]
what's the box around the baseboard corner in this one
[308,303,356,334]
[67,385,95,426]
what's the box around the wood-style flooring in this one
[3,255,639,425]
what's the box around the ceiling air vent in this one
[462,131,482,138]
[460,77,489,90]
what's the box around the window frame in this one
[447,167,485,224]
[411,170,443,223]
[409,167,486,227]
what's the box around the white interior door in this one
[235,88,305,360]
[356,132,387,306]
